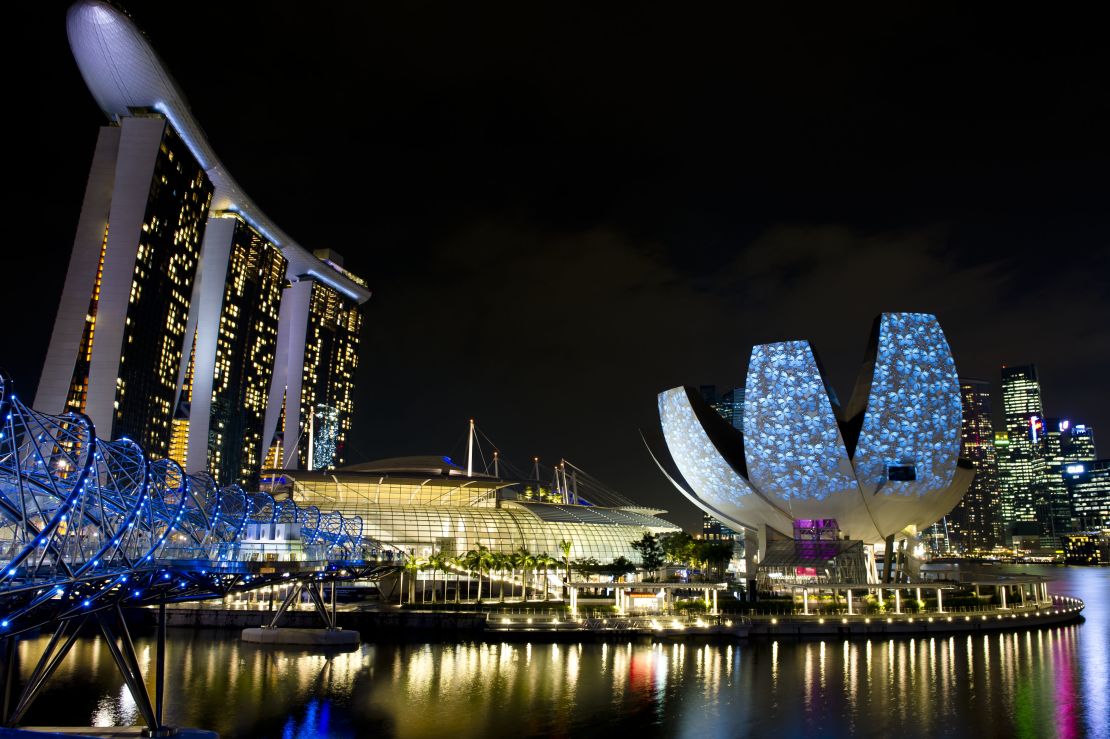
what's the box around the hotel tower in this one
[37,1,372,488]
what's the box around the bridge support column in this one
[5,616,86,728]
[98,606,166,735]
[847,589,854,615]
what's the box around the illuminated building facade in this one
[1065,460,1110,529]
[271,457,680,561]
[999,365,1044,528]
[947,378,1000,550]
[263,251,365,473]
[655,313,972,552]
[36,114,213,460]
[40,2,372,483]
[180,214,287,488]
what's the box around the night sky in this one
[12,2,1109,530]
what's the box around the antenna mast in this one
[467,418,475,478]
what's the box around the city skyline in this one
[10,1,1109,530]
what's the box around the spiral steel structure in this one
[0,375,392,636]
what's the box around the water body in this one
[12,566,1109,739]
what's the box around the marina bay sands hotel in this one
[37,1,372,488]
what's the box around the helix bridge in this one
[0,374,401,732]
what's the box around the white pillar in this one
[847,589,854,615]
[936,588,944,614]
[712,589,718,616]
[803,588,809,615]
[1000,585,1007,609]
[1020,585,1027,607]
[895,589,902,614]
[570,586,578,616]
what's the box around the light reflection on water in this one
[13,566,1109,739]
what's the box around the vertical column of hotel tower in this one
[264,279,313,470]
[183,217,236,477]
[85,117,170,438]
[35,126,121,416]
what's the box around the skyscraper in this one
[999,365,1044,532]
[1066,460,1110,529]
[175,213,288,488]
[947,378,999,550]
[1038,418,1077,547]
[36,114,213,460]
[41,1,372,486]
[263,250,366,472]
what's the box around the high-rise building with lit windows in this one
[1066,424,1097,463]
[177,214,287,488]
[1066,460,1110,528]
[263,251,366,472]
[1036,418,1079,546]
[40,1,372,483]
[36,114,213,460]
[999,365,1044,529]
[947,378,999,550]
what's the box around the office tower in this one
[698,385,745,431]
[701,513,741,541]
[36,115,213,460]
[1065,460,1110,529]
[263,250,366,471]
[1038,417,1074,543]
[999,365,1044,529]
[1065,424,1097,462]
[947,378,999,550]
[49,1,373,484]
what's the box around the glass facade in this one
[1065,460,1110,529]
[206,216,287,488]
[278,471,679,562]
[948,378,999,550]
[999,364,1044,527]
[296,280,362,469]
[64,224,109,416]
[113,120,213,458]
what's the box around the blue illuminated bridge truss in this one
[0,375,401,731]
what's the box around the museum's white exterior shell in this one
[658,312,973,545]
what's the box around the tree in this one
[559,540,573,592]
[659,532,695,566]
[494,552,510,602]
[427,551,449,603]
[516,548,536,601]
[537,553,556,600]
[462,546,494,603]
[403,556,423,604]
[631,533,666,577]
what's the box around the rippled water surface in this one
[13,566,1109,738]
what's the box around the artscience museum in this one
[654,312,973,579]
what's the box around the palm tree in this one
[559,540,573,595]
[536,553,555,600]
[516,548,536,601]
[427,552,448,604]
[461,547,486,603]
[494,552,509,603]
[403,556,423,605]
[450,555,464,604]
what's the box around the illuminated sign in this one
[1060,419,1070,431]
[1029,415,1043,442]
[1065,464,1085,475]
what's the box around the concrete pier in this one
[240,627,360,647]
